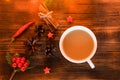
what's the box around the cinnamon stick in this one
[38,0,59,32]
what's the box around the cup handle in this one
[87,59,95,69]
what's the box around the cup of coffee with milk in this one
[59,26,97,69]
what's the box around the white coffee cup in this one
[59,26,97,69]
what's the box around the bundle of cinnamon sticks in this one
[38,0,59,32]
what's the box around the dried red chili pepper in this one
[11,21,35,42]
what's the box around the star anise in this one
[25,37,41,56]
[35,25,45,37]
[45,44,55,56]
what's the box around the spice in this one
[11,21,35,42]
[25,38,42,56]
[45,44,52,56]
[38,11,56,32]
[38,0,59,32]
[35,25,45,37]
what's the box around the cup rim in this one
[59,26,97,63]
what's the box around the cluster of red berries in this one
[11,57,29,72]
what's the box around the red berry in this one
[20,60,25,64]
[16,59,20,64]
[12,63,17,68]
[21,57,26,62]
[23,62,29,67]
[17,57,21,61]
[12,58,16,63]
[20,67,26,72]
[18,63,22,68]
[16,57,21,64]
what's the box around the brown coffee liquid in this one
[62,30,94,60]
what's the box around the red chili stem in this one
[11,21,35,42]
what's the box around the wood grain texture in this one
[0,0,120,80]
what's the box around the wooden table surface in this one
[0,0,120,80]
